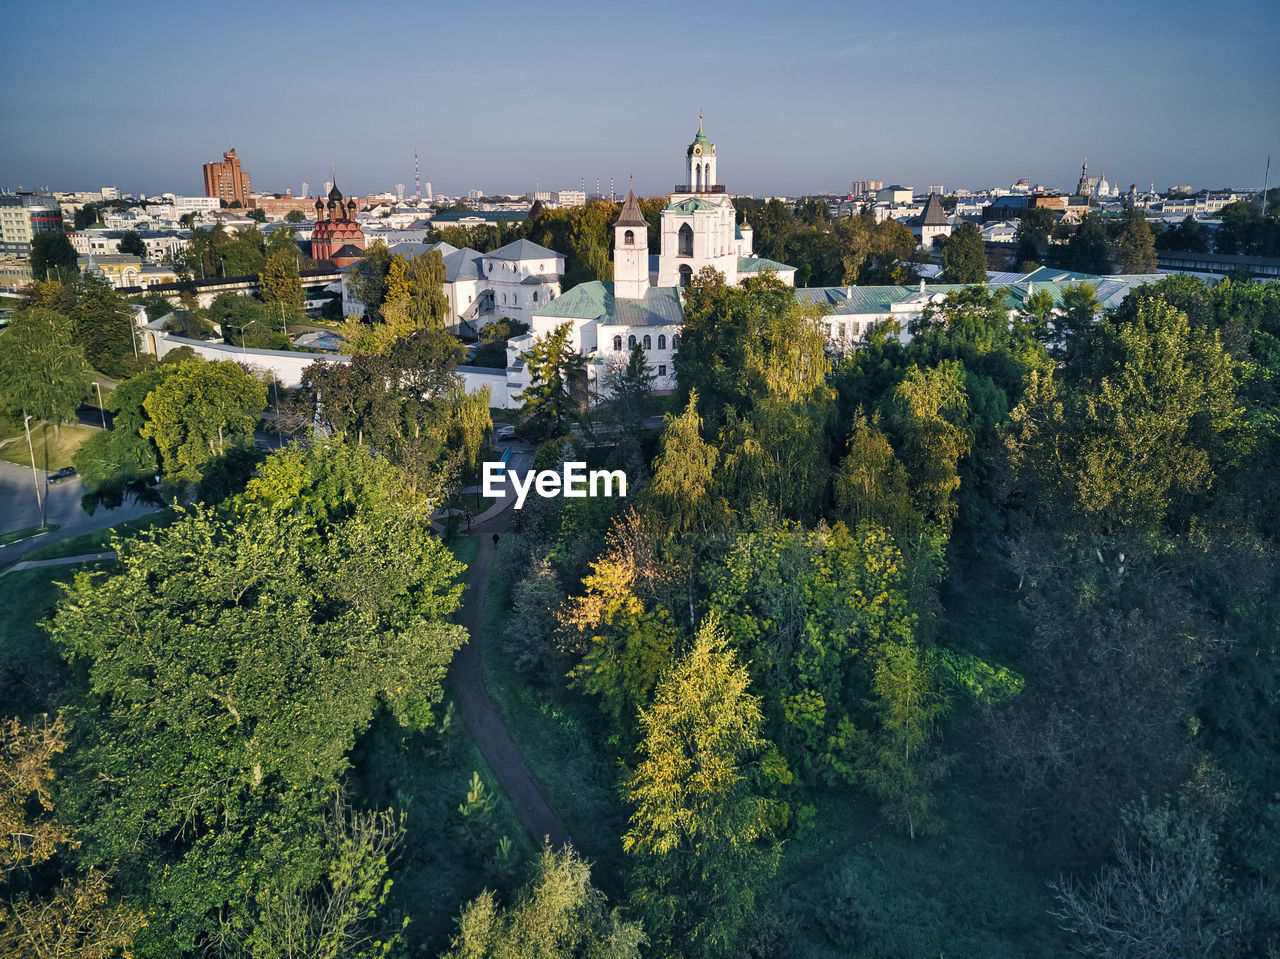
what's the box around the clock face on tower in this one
[693,146,702,156]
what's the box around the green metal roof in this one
[737,256,795,273]
[534,281,684,328]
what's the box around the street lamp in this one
[23,414,45,528]
[92,380,107,429]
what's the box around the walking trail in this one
[449,461,573,851]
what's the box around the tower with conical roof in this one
[614,184,650,300]
[684,113,717,193]
[1076,159,1091,197]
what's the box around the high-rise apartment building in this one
[202,148,251,207]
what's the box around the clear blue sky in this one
[2,0,1277,199]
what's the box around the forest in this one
[1,266,1278,958]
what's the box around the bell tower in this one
[613,184,649,300]
[684,114,717,192]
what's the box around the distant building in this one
[251,193,316,219]
[310,183,365,267]
[911,191,952,248]
[0,193,65,257]
[876,184,913,204]
[203,148,252,207]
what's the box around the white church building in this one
[506,119,795,398]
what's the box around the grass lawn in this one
[478,533,630,899]
[0,561,114,717]
[0,420,99,472]
[22,510,174,562]
[0,524,56,547]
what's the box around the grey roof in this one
[431,210,527,223]
[441,246,485,282]
[489,238,562,262]
[521,273,556,285]
[920,192,948,226]
[534,281,683,328]
[615,189,647,228]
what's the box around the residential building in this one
[203,148,252,207]
[0,193,65,257]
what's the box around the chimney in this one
[920,278,926,294]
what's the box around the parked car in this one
[494,425,517,441]
[46,466,76,484]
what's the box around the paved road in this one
[450,490,572,852]
[0,460,158,567]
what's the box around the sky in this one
[2,0,1277,200]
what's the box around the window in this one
[624,229,634,245]
[488,262,492,273]
[658,364,667,377]
[643,335,651,350]
[678,223,693,256]
[657,334,666,350]
[673,334,680,349]
[503,294,507,304]
[533,291,539,302]
[679,264,692,287]
[628,334,637,349]
[513,294,518,305]
[614,335,623,351]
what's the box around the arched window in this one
[488,262,493,273]
[628,334,637,349]
[503,293,507,304]
[533,291,539,302]
[673,334,681,349]
[679,264,692,287]
[513,294,518,305]
[624,229,634,245]
[678,223,693,256]
[695,164,702,192]
[613,335,622,351]
[658,334,666,350]
[643,335,652,350]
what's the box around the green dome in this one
[686,116,715,157]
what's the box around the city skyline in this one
[2,0,1277,199]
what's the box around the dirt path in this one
[450,513,573,852]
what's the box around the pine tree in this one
[517,322,585,440]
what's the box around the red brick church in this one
[310,183,365,267]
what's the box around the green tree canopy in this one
[623,615,783,959]
[139,358,267,483]
[1110,210,1159,274]
[49,443,467,951]
[939,221,988,284]
[29,232,77,283]
[0,306,93,428]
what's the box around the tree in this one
[140,358,267,483]
[258,248,304,316]
[443,846,644,959]
[603,344,654,431]
[1062,214,1111,274]
[73,203,100,231]
[887,361,973,525]
[246,207,267,223]
[623,616,783,959]
[28,233,77,283]
[644,392,731,537]
[939,221,988,284]
[518,321,585,440]
[1111,210,1159,274]
[69,275,139,377]
[48,444,468,950]
[0,307,93,436]
[1014,206,1056,265]
[0,715,146,959]
[209,291,289,349]
[285,209,307,224]
[1049,800,1277,959]
[116,230,146,257]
